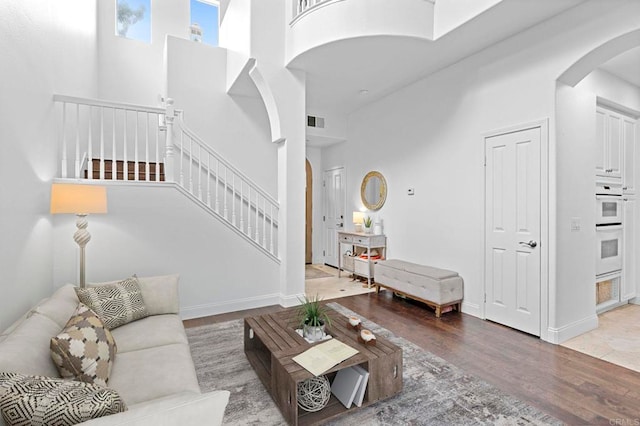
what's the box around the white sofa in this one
[0,275,229,425]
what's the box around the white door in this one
[323,168,345,267]
[485,127,541,336]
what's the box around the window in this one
[116,0,151,43]
[190,0,219,46]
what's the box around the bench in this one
[374,259,464,317]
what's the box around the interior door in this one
[323,167,345,267]
[485,127,541,336]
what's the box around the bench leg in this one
[375,285,380,294]
[435,305,442,318]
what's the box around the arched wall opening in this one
[553,29,640,343]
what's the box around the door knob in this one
[338,223,344,228]
[519,240,537,248]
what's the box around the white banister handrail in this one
[176,119,278,207]
[53,94,165,115]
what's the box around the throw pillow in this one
[50,303,117,387]
[0,372,126,426]
[76,277,149,330]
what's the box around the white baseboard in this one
[180,292,307,319]
[180,293,281,320]
[279,293,305,308]
[461,301,482,319]
[545,314,599,344]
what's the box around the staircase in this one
[54,94,279,261]
[84,160,165,181]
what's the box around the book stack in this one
[331,365,370,408]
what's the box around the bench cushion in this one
[375,259,463,305]
[378,259,459,280]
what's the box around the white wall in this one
[97,0,190,104]
[0,0,98,329]
[323,1,640,342]
[166,36,278,195]
[578,68,640,113]
[433,0,502,38]
[52,184,280,317]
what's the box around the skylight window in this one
[116,0,151,43]
[190,0,219,46]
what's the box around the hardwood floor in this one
[184,292,640,425]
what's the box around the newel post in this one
[164,98,176,182]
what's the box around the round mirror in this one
[361,171,387,211]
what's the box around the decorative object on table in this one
[358,329,377,346]
[50,183,108,288]
[297,375,331,412]
[348,315,362,330]
[297,294,332,342]
[363,216,373,233]
[373,219,383,235]
[352,211,365,232]
[361,170,387,211]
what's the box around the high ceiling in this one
[290,0,588,115]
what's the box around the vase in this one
[303,322,326,342]
[364,226,373,234]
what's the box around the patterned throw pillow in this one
[50,303,117,387]
[76,277,149,330]
[0,372,126,426]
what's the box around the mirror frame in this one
[360,171,387,211]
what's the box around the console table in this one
[337,231,387,287]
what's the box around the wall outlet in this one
[570,217,581,232]
[407,188,415,196]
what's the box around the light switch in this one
[407,188,415,196]
[571,217,581,232]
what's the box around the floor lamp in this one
[50,183,108,288]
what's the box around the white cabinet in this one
[623,117,637,194]
[596,107,622,179]
[623,197,637,301]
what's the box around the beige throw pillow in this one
[0,372,126,426]
[50,303,117,387]
[76,277,149,330]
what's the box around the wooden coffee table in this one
[244,306,403,425]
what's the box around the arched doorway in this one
[305,159,313,264]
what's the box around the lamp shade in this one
[352,211,365,224]
[50,184,108,214]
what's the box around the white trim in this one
[546,314,599,344]
[461,301,482,318]
[482,119,550,340]
[180,293,281,320]
[279,293,305,308]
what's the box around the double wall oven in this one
[595,183,623,311]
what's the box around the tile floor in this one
[561,303,640,373]
[305,264,375,301]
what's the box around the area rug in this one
[305,265,335,280]
[186,303,561,425]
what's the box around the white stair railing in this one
[53,94,279,260]
[54,95,167,181]
[174,114,279,258]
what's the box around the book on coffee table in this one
[292,339,359,376]
[331,367,363,409]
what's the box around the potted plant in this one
[363,216,373,233]
[298,294,332,342]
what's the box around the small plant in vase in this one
[363,216,373,233]
[298,294,332,342]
